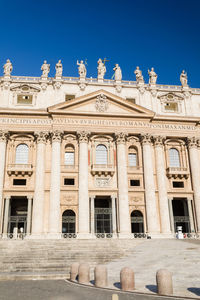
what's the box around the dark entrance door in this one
[94,197,112,235]
[8,197,28,234]
[172,198,190,233]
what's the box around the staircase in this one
[0,239,144,280]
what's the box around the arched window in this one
[128,146,137,167]
[62,210,76,233]
[131,210,144,233]
[65,144,75,166]
[15,144,29,164]
[169,148,180,167]
[96,144,107,165]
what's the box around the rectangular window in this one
[173,181,184,188]
[130,179,140,186]
[65,94,75,101]
[164,102,178,112]
[126,98,136,104]
[64,178,75,185]
[65,152,74,165]
[13,179,26,186]
[17,95,33,105]
[128,153,137,167]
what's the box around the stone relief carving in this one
[97,58,106,80]
[41,60,50,78]
[35,131,49,143]
[77,131,90,143]
[180,70,188,87]
[140,133,152,145]
[148,67,157,85]
[154,135,165,147]
[0,130,9,142]
[95,177,110,187]
[95,94,109,112]
[134,66,144,84]
[3,59,13,77]
[115,132,127,144]
[187,136,198,148]
[55,60,63,78]
[51,130,63,142]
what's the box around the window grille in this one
[169,148,180,167]
[65,152,74,165]
[15,144,29,164]
[96,144,107,165]
[128,153,137,166]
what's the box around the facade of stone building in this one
[1,60,200,239]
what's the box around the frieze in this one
[0,117,197,132]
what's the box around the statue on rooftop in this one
[180,70,188,87]
[113,64,122,81]
[97,58,106,80]
[134,66,144,84]
[55,60,63,78]
[3,59,13,77]
[77,60,87,79]
[41,60,50,78]
[148,67,157,85]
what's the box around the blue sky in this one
[0,0,200,87]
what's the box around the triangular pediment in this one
[11,84,40,92]
[48,90,154,118]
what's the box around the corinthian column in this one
[141,134,159,234]
[0,131,8,233]
[116,133,131,237]
[48,131,62,237]
[32,132,48,236]
[154,136,171,235]
[188,137,200,233]
[77,131,90,238]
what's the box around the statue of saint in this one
[134,66,144,84]
[148,67,157,85]
[180,70,188,87]
[55,60,63,77]
[77,60,86,78]
[97,58,106,80]
[113,64,122,81]
[3,59,13,76]
[41,60,50,78]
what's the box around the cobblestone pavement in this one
[105,239,200,299]
[0,280,194,300]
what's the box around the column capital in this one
[0,130,9,142]
[153,135,166,147]
[187,136,199,148]
[140,133,152,145]
[115,132,127,144]
[27,195,33,201]
[77,131,90,143]
[35,131,49,144]
[50,130,63,143]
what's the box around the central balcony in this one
[166,167,189,179]
[91,164,115,176]
[7,164,33,176]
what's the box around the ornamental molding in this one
[95,94,109,112]
[158,92,184,102]
[140,133,152,145]
[51,130,63,142]
[187,137,199,148]
[115,132,127,144]
[35,131,49,144]
[77,131,90,143]
[153,135,166,147]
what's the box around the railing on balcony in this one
[7,164,33,176]
[91,164,115,176]
[166,167,189,179]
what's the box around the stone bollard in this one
[94,264,108,288]
[70,262,79,282]
[78,263,90,284]
[156,269,173,296]
[120,267,135,291]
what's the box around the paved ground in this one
[0,280,194,300]
[105,239,200,299]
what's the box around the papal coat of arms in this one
[95,94,109,112]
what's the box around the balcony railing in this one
[7,164,33,176]
[166,167,189,179]
[91,164,115,176]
